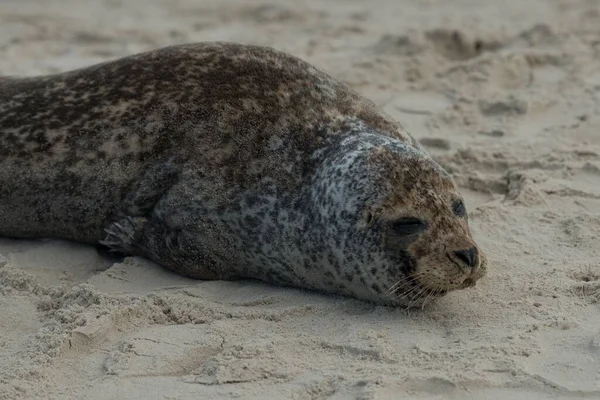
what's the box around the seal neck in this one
[299,132,395,259]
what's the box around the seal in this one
[0,42,487,307]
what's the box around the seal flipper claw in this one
[100,216,141,254]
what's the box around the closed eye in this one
[390,218,427,236]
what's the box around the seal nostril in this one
[454,247,478,268]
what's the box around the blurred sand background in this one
[1,0,600,399]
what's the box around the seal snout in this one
[445,245,487,288]
[452,247,479,269]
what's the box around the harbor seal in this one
[0,42,487,307]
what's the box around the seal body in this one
[0,42,487,306]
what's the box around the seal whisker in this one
[420,288,441,310]
[394,282,426,301]
[388,271,433,296]
[412,286,437,308]
[391,280,421,297]
[386,276,419,294]
[406,286,430,308]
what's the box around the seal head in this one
[303,130,487,306]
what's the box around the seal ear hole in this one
[364,210,375,225]
[452,200,467,218]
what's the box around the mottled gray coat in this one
[0,42,486,306]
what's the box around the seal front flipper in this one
[100,159,181,253]
[121,160,181,217]
[101,215,222,280]
[101,159,223,280]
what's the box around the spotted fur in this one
[0,42,486,306]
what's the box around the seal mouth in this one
[462,278,477,288]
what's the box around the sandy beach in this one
[1,0,600,398]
